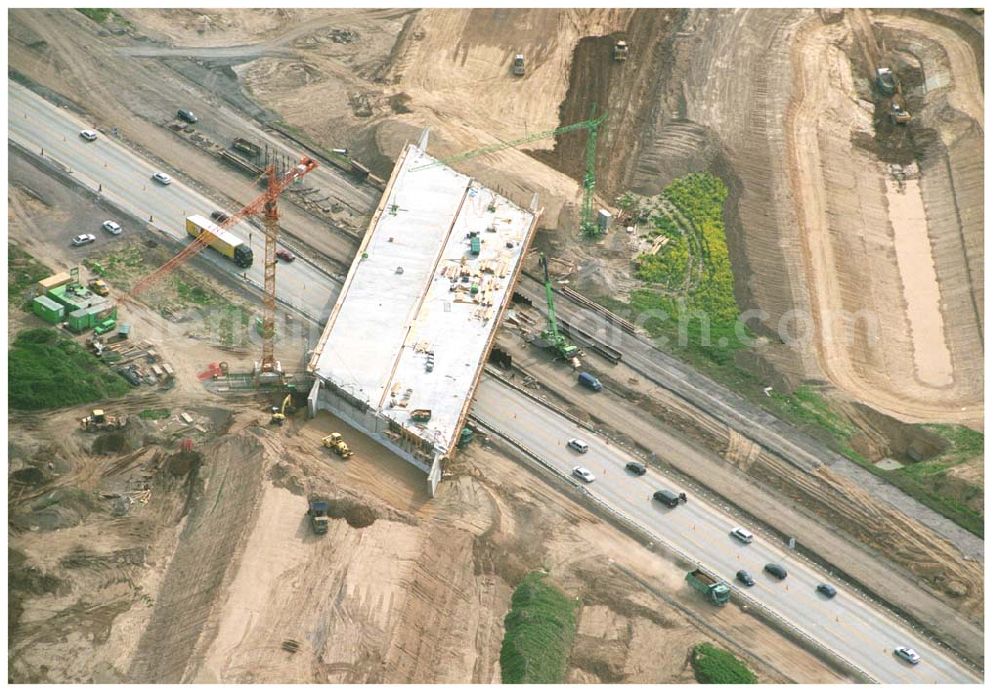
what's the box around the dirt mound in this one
[10,487,100,532]
[325,496,378,528]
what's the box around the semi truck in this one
[185,215,254,268]
[686,569,731,606]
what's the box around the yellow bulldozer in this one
[322,432,354,458]
[81,409,128,433]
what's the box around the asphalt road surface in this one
[471,376,980,684]
[9,80,339,324]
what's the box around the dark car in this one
[816,583,837,598]
[177,109,198,123]
[625,461,647,476]
[210,210,231,223]
[653,489,686,508]
[736,570,755,587]
[764,563,788,580]
[276,249,296,262]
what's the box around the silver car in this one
[894,646,920,665]
[80,129,98,141]
[102,220,122,235]
[72,233,96,246]
[152,171,172,185]
[572,466,596,483]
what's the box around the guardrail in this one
[470,411,878,683]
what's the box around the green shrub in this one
[139,409,171,420]
[8,328,130,411]
[691,642,757,684]
[77,8,114,23]
[8,245,53,307]
[500,571,577,683]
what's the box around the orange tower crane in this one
[126,155,319,379]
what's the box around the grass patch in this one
[9,328,130,411]
[8,245,54,307]
[499,571,577,684]
[76,8,114,23]
[139,408,171,420]
[691,642,757,684]
[85,245,149,286]
[629,173,743,366]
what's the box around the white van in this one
[567,438,589,454]
[730,527,754,543]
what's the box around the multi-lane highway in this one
[9,81,338,324]
[471,377,980,683]
[9,78,981,683]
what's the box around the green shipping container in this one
[32,295,65,324]
[67,307,95,333]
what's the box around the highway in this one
[8,81,339,325]
[9,78,980,683]
[471,376,980,684]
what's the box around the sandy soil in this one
[784,11,982,424]
[8,403,844,683]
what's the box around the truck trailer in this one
[185,215,254,268]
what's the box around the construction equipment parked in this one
[81,409,127,432]
[89,279,110,296]
[307,500,330,535]
[891,101,912,124]
[271,394,293,425]
[875,67,897,95]
[512,53,526,76]
[322,432,354,458]
[686,569,731,606]
[613,40,629,62]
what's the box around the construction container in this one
[36,271,73,294]
[598,209,613,232]
[32,295,65,324]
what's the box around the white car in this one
[72,234,96,246]
[572,466,596,483]
[731,527,754,544]
[102,220,122,235]
[893,646,921,665]
[152,172,172,185]
[80,129,98,141]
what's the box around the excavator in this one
[270,394,293,426]
[322,432,354,458]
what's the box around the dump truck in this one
[81,409,128,432]
[613,40,629,62]
[512,53,526,76]
[686,569,731,606]
[307,500,330,535]
[322,432,354,458]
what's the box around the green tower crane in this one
[579,104,606,238]
[537,253,579,360]
[409,111,608,237]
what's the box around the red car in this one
[276,249,295,262]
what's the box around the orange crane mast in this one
[125,155,318,380]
